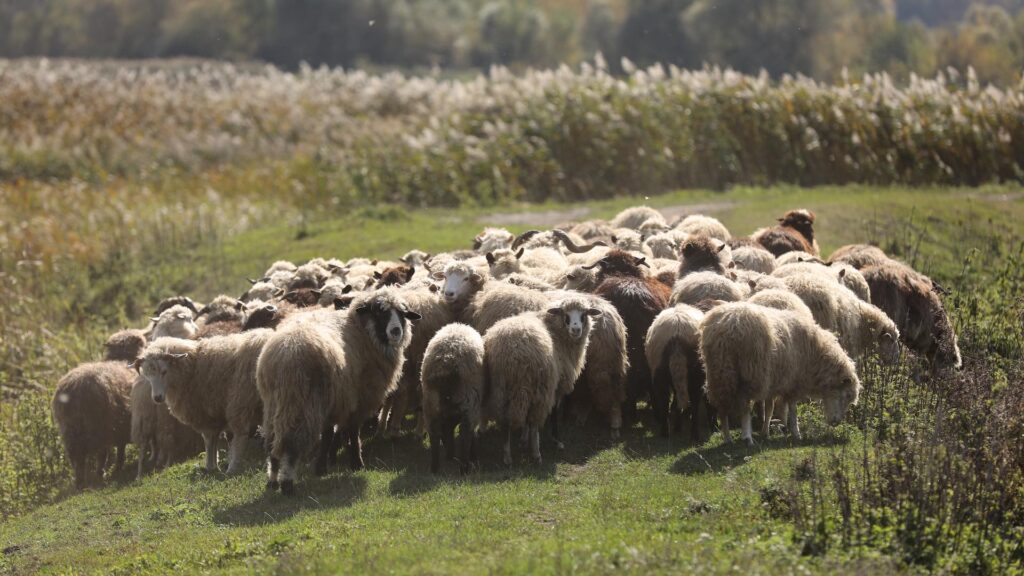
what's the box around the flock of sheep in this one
[51,206,962,495]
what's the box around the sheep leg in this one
[96,449,109,482]
[787,400,801,440]
[548,403,564,450]
[718,406,732,444]
[503,423,513,466]
[460,416,478,474]
[444,418,457,460]
[762,399,775,438]
[529,426,542,464]
[609,404,622,440]
[202,432,218,472]
[314,425,334,477]
[266,456,280,491]
[226,433,248,475]
[385,385,411,439]
[73,456,87,491]
[428,419,443,474]
[136,444,148,480]
[114,444,126,473]
[347,427,364,471]
[740,408,754,446]
[278,455,296,496]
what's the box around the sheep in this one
[611,206,664,230]
[731,245,777,275]
[288,262,331,290]
[465,282,550,333]
[242,281,278,303]
[700,302,861,444]
[264,260,298,277]
[131,307,200,478]
[136,328,273,475]
[437,260,488,316]
[678,235,732,278]
[671,271,747,306]
[153,296,200,318]
[674,214,731,242]
[563,295,629,438]
[505,274,559,292]
[589,250,670,424]
[747,289,814,319]
[473,227,516,253]
[195,295,246,337]
[103,329,148,362]
[486,247,565,284]
[643,230,689,259]
[859,260,962,371]
[769,272,901,364]
[420,324,485,474]
[52,330,146,489]
[638,217,671,237]
[378,285,456,439]
[772,260,871,302]
[752,209,820,257]
[570,219,615,241]
[484,296,601,464]
[776,250,820,267]
[401,250,431,268]
[278,287,323,308]
[561,264,599,292]
[645,304,708,439]
[610,228,645,252]
[257,289,420,494]
[828,244,891,269]
[318,281,354,308]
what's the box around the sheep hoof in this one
[266,480,280,491]
[280,480,296,496]
[744,437,755,447]
[609,428,620,440]
[555,440,565,450]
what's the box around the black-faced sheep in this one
[52,330,146,489]
[752,209,819,257]
[257,290,420,494]
[421,323,485,474]
[137,328,273,474]
[700,303,861,444]
[484,297,600,464]
[645,304,707,439]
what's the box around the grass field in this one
[2,184,1022,574]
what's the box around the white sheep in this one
[257,289,419,494]
[484,296,601,464]
[420,323,485,474]
[137,328,273,475]
[670,271,747,307]
[700,302,861,444]
[674,214,731,242]
[644,304,706,438]
[731,245,776,275]
[611,206,664,230]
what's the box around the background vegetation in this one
[4,0,1024,83]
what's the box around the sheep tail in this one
[668,346,690,411]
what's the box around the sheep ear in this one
[311,289,322,297]
[636,257,650,268]
[129,358,143,373]
[406,266,415,280]
[169,353,188,360]
[371,259,378,266]
[342,285,354,294]
[838,268,846,278]
[430,271,444,281]
[428,283,440,293]
[333,298,350,310]
[273,289,284,298]
[748,280,757,291]
[264,304,278,313]
[728,262,736,269]
[586,308,602,317]
[150,316,159,323]
[610,235,617,244]
[718,244,727,252]
[470,272,483,282]
[247,278,259,285]
[581,262,599,270]
[355,304,370,314]
[776,218,785,223]
[234,300,245,310]
[547,307,563,316]
[404,310,422,321]
[486,252,495,265]
[515,248,525,259]
[176,312,190,320]
[373,271,382,279]
[197,306,210,317]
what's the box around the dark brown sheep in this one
[678,235,730,278]
[52,330,144,489]
[860,260,962,371]
[374,265,416,288]
[588,250,671,430]
[752,209,819,257]
[103,329,148,362]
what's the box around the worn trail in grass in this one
[2,185,1021,574]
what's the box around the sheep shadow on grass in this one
[670,433,850,476]
[384,419,619,497]
[212,474,368,527]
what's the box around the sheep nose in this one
[444,291,455,299]
[389,327,402,338]
[153,394,164,403]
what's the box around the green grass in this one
[2,184,1022,574]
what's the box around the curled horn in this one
[247,278,259,285]
[511,230,542,250]
[551,229,606,254]
[581,262,601,270]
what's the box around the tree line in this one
[2,0,1023,84]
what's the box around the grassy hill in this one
[2,185,1022,574]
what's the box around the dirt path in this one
[480,200,735,227]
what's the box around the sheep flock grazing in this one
[49,204,965,494]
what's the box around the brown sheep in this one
[374,265,416,288]
[52,330,146,489]
[589,250,671,427]
[828,244,890,269]
[678,235,731,278]
[752,209,819,257]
